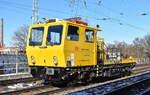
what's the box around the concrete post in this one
[15,51,18,74]
[0,18,3,47]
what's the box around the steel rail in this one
[0,77,41,86]
[0,84,54,95]
[31,71,150,95]
[105,75,150,95]
[65,72,150,95]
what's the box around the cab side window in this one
[85,29,94,42]
[67,25,79,41]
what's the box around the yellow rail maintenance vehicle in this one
[26,17,136,83]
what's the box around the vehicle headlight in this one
[53,56,57,65]
[31,56,35,64]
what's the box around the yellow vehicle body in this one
[26,21,98,68]
[26,18,136,81]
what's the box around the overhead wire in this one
[0,0,108,20]
[0,0,149,33]
[0,5,30,15]
[0,0,72,16]
[98,0,150,24]
[0,1,31,15]
[0,0,103,21]
[0,0,104,21]
[84,0,149,33]
[0,0,73,19]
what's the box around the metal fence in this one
[0,50,30,75]
[0,62,30,75]
[136,58,150,64]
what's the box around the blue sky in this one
[0,0,150,46]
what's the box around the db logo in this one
[75,47,79,51]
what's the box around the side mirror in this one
[96,24,99,28]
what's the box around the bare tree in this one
[12,25,29,48]
[64,0,88,16]
[142,35,150,57]
[107,41,129,57]
[65,0,87,7]
[107,40,146,58]
[132,36,150,58]
[132,37,145,58]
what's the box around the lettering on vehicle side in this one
[81,48,89,51]
[80,60,89,61]
[84,54,90,56]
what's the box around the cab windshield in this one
[29,27,44,46]
[46,25,63,45]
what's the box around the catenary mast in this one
[32,0,39,24]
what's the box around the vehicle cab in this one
[26,18,99,68]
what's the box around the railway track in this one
[0,63,150,95]
[66,71,150,95]
[0,63,148,86]
[105,76,150,95]
[132,63,150,75]
[0,77,41,86]
[0,84,59,95]
[32,71,150,95]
